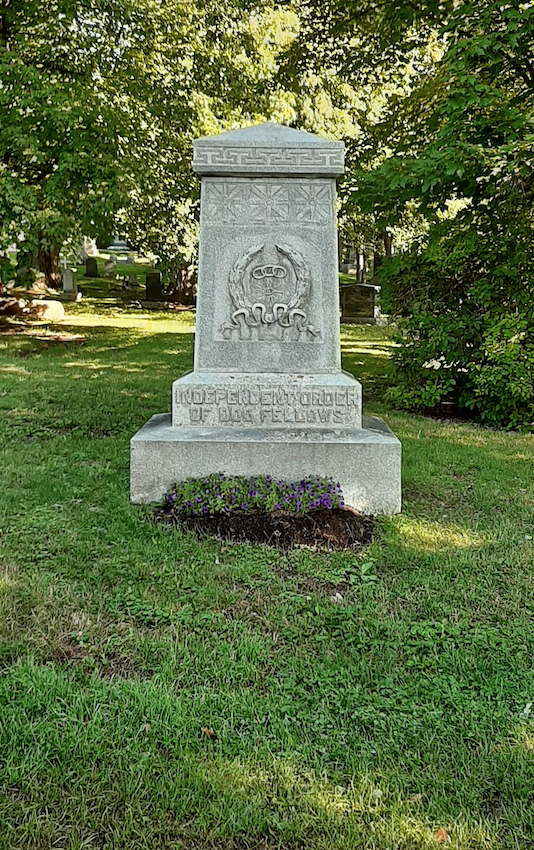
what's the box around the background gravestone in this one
[131,123,401,514]
[145,272,163,301]
[340,282,386,325]
[84,257,98,278]
[102,258,117,279]
[61,267,78,301]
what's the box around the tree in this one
[119,1,366,295]
[0,0,156,284]
[346,0,534,428]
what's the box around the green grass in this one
[1,298,534,849]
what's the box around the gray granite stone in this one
[194,177,340,374]
[102,258,117,279]
[193,123,344,177]
[131,414,401,515]
[130,122,401,514]
[171,372,361,429]
[61,268,78,301]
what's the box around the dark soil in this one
[154,506,374,551]
[421,400,475,424]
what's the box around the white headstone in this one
[61,267,78,301]
[130,123,401,514]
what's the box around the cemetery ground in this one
[0,297,534,850]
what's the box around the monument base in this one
[130,414,401,515]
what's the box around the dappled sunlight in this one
[390,413,534,465]
[60,360,187,376]
[0,364,31,375]
[62,361,145,374]
[61,313,195,334]
[507,723,534,753]
[341,345,394,357]
[392,515,488,553]
[200,754,495,848]
[0,565,17,595]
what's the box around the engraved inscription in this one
[173,385,360,428]
[292,184,332,224]
[221,241,319,341]
[203,183,243,222]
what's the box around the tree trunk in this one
[37,239,61,289]
[383,229,393,257]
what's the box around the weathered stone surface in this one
[194,177,340,374]
[103,258,117,279]
[130,122,401,515]
[130,414,401,515]
[61,268,78,301]
[340,282,384,324]
[193,122,344,177]
[29,299,65,320]
[145,272,163,301]
[171,372,361,429]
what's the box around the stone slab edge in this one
[130,413,401,515]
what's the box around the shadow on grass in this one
[340,325,398,402]
[0,660,509,849]
[0,325,195,441]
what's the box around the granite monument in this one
[130,123,401,514]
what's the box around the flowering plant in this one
[164,473,344,517]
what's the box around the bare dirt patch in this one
[155,506,374,551]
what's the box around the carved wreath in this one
[222,242,318,337]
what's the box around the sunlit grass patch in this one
[61,311,195,334]
[391,515,488,553]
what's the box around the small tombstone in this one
[61,267,78,301]
[85,257,98,278]
[128,274,137,287]
[340,282,384,325]
[102,258,117,279]
[145,272,163,301]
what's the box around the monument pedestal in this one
[131,413,400,515]
[130,123,401,515]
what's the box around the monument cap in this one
[193,122,345,177]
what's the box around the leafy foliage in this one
[349,0,534,428]
[0,0,150,276]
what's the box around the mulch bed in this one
[154,506,374,551]
[421,401,475,424]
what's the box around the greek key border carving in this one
[194,146,344,172]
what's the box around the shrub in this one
[379,217,534,430]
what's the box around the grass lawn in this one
[0,299,533,849]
